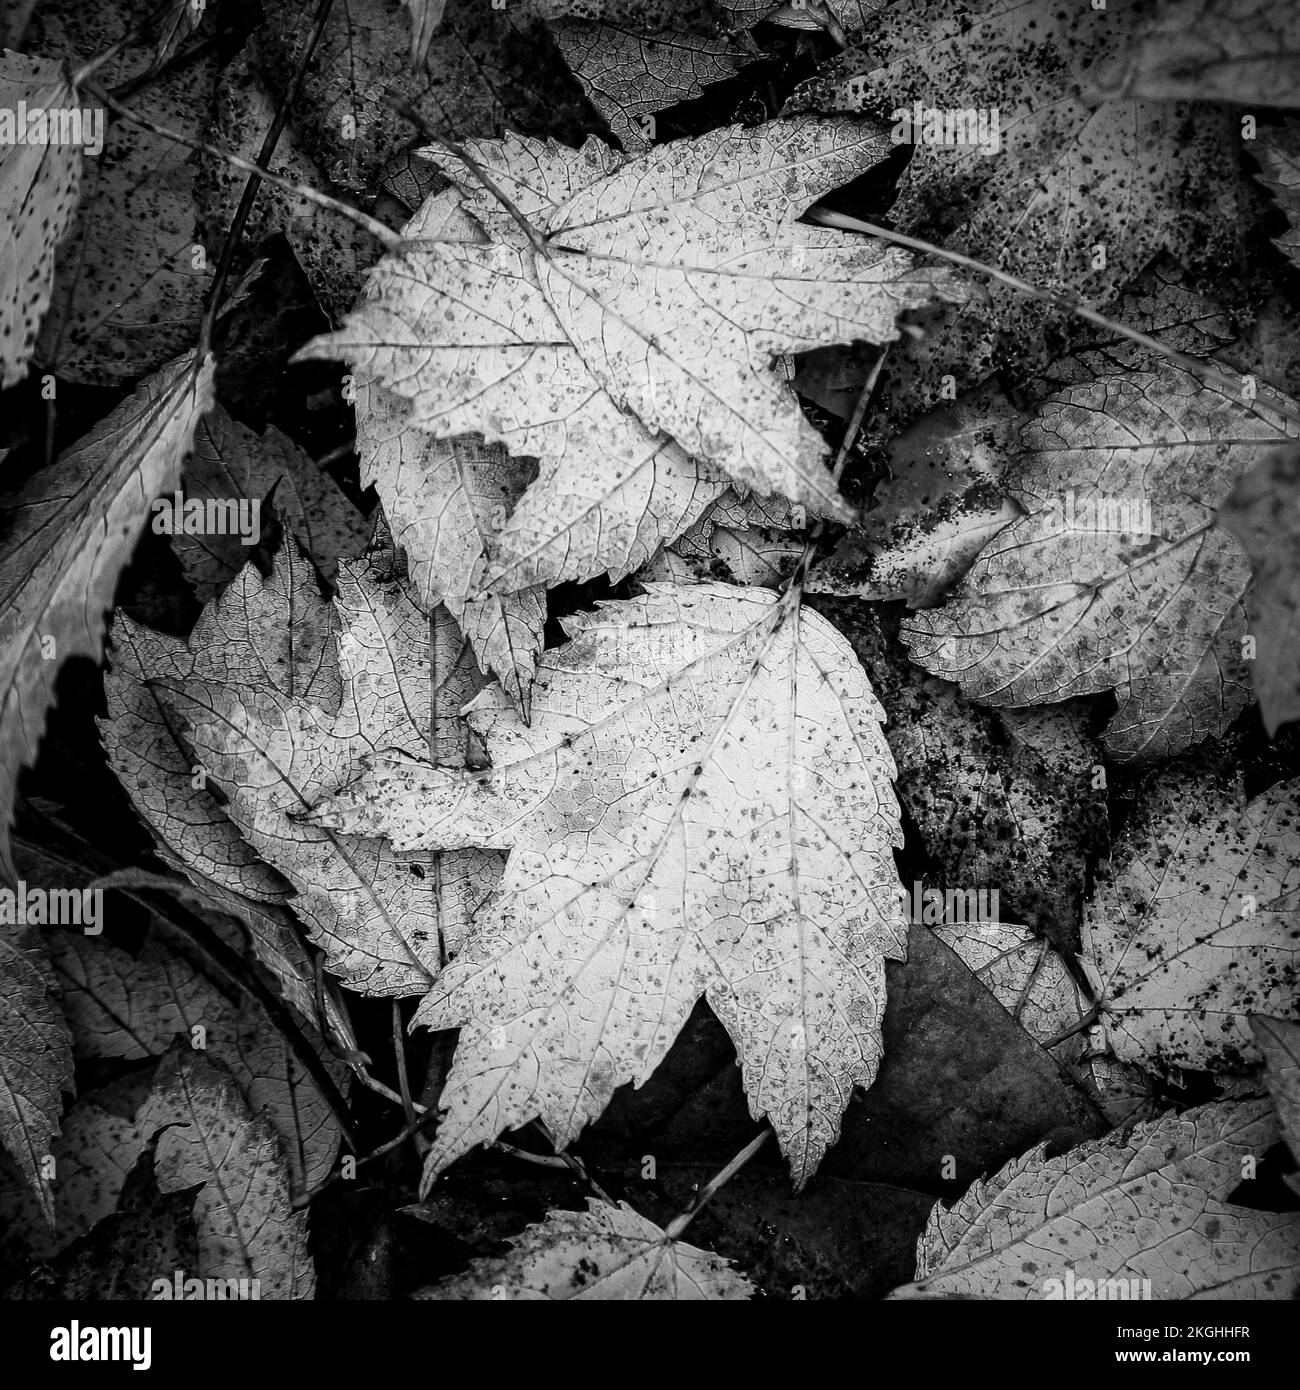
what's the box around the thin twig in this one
[662,1129,772,1240]
[197,0,337,356]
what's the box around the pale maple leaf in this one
[415,1199,754,1299]
[0,351,215,883]
[297,120,967,530]
[901,363,1299,762]
[1082,766,1300,1077]
[130,550,502,997]
[889,1100,1300,1299]
[307,580,907,1189]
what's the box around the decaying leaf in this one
[172,404,370,601]
[1251,1015,1300,1189]
[415,1199,754,1299]
[136,550,501,996]
[309,581,906,1188]
[298,120,967,527]
[0,49,81,387]
[0,351,215,883]
[889,1099,1300,1299]
[645,488,804,587]
[139,1045,314,1298]
[1218,443,1300,735]
[1082,766,1300,1077]
[1252,124,1300,273]
[404,0,447,66]
[0,931,74,1225]
[785,0,1245,360]
[32,0,216,383]
[49,928,346,1193]
[1115,0,1300,108]
[902,363,1297,762]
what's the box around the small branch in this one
[1041,1003,1103,1052]
[806,205,1300,433]
[78,78,401,249]
[663,1128,772,1241]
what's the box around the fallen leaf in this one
[309,581,907,1188]
[172,403,370,601]
[1218,444,1300,735]
[1082,765,1300,1077]
[0,49,81,386]
[1251,1015,1300,1185]
[139,1044,314,1298]
[889,1099,1300,1299]
[1251,124,1300,273]
[49,928,346,1193]
[32,0,216,383]
[0,351,214,882]
[901,363,1297,762]
[784,0,1245,361]
[404,0,447,65]
[145,550,501,996]
[0,930,73,1225]
[1115,0,1300,107]
[414,1199,754,1299]
[298,120,967,524]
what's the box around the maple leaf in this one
[415,1199,754,1299]
[0,931,74,1225]
[784,0,1245,357]
[0,351,215,884]
[0,50,81,387]
[889,1100,1300,1299]
[1218,444,1300,735]
[298,120,967,528]
[343,186,728,600]
[50,928,346,1194]
[33,0,216,383]
[1114,0,1300,107]
[900,363,1299,763]
[171,404,370,602]
[125,548,502,996]
[139,1045,314,1298]
[548,0,768,152]
[308,581,907,1189]
[1253,124,1300,274]
[1081,765,1300,1077]
[354,378,546,717]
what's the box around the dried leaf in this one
[1251,1015,1300,1180]
[416,1199,754,1299]
[1082,766,1300,1077]
[0,49,81,386]
[0,351,215,882]
[33,0,216,383]
[0,931,73,1224]
[172,404,370,601]
[901,364,1297,762]
[890,1100,1300,1299]
[1218,443,1300,735]
[139,1045,314,1298]
[145,551,501,996]
[1251,124,1300,273]
[309,581,907,1188]
[299,121,967,525]
[49,929,346,1194]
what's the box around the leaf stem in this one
[662,1128,772,1240]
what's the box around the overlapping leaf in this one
[902,363,1298,762]
[890,1100,1300,1299]
[309,581,907,1188]
[298,120,968,550]
[415,1199,754,1299]
[1082,766,1300,1077]
[0,351,215,883]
